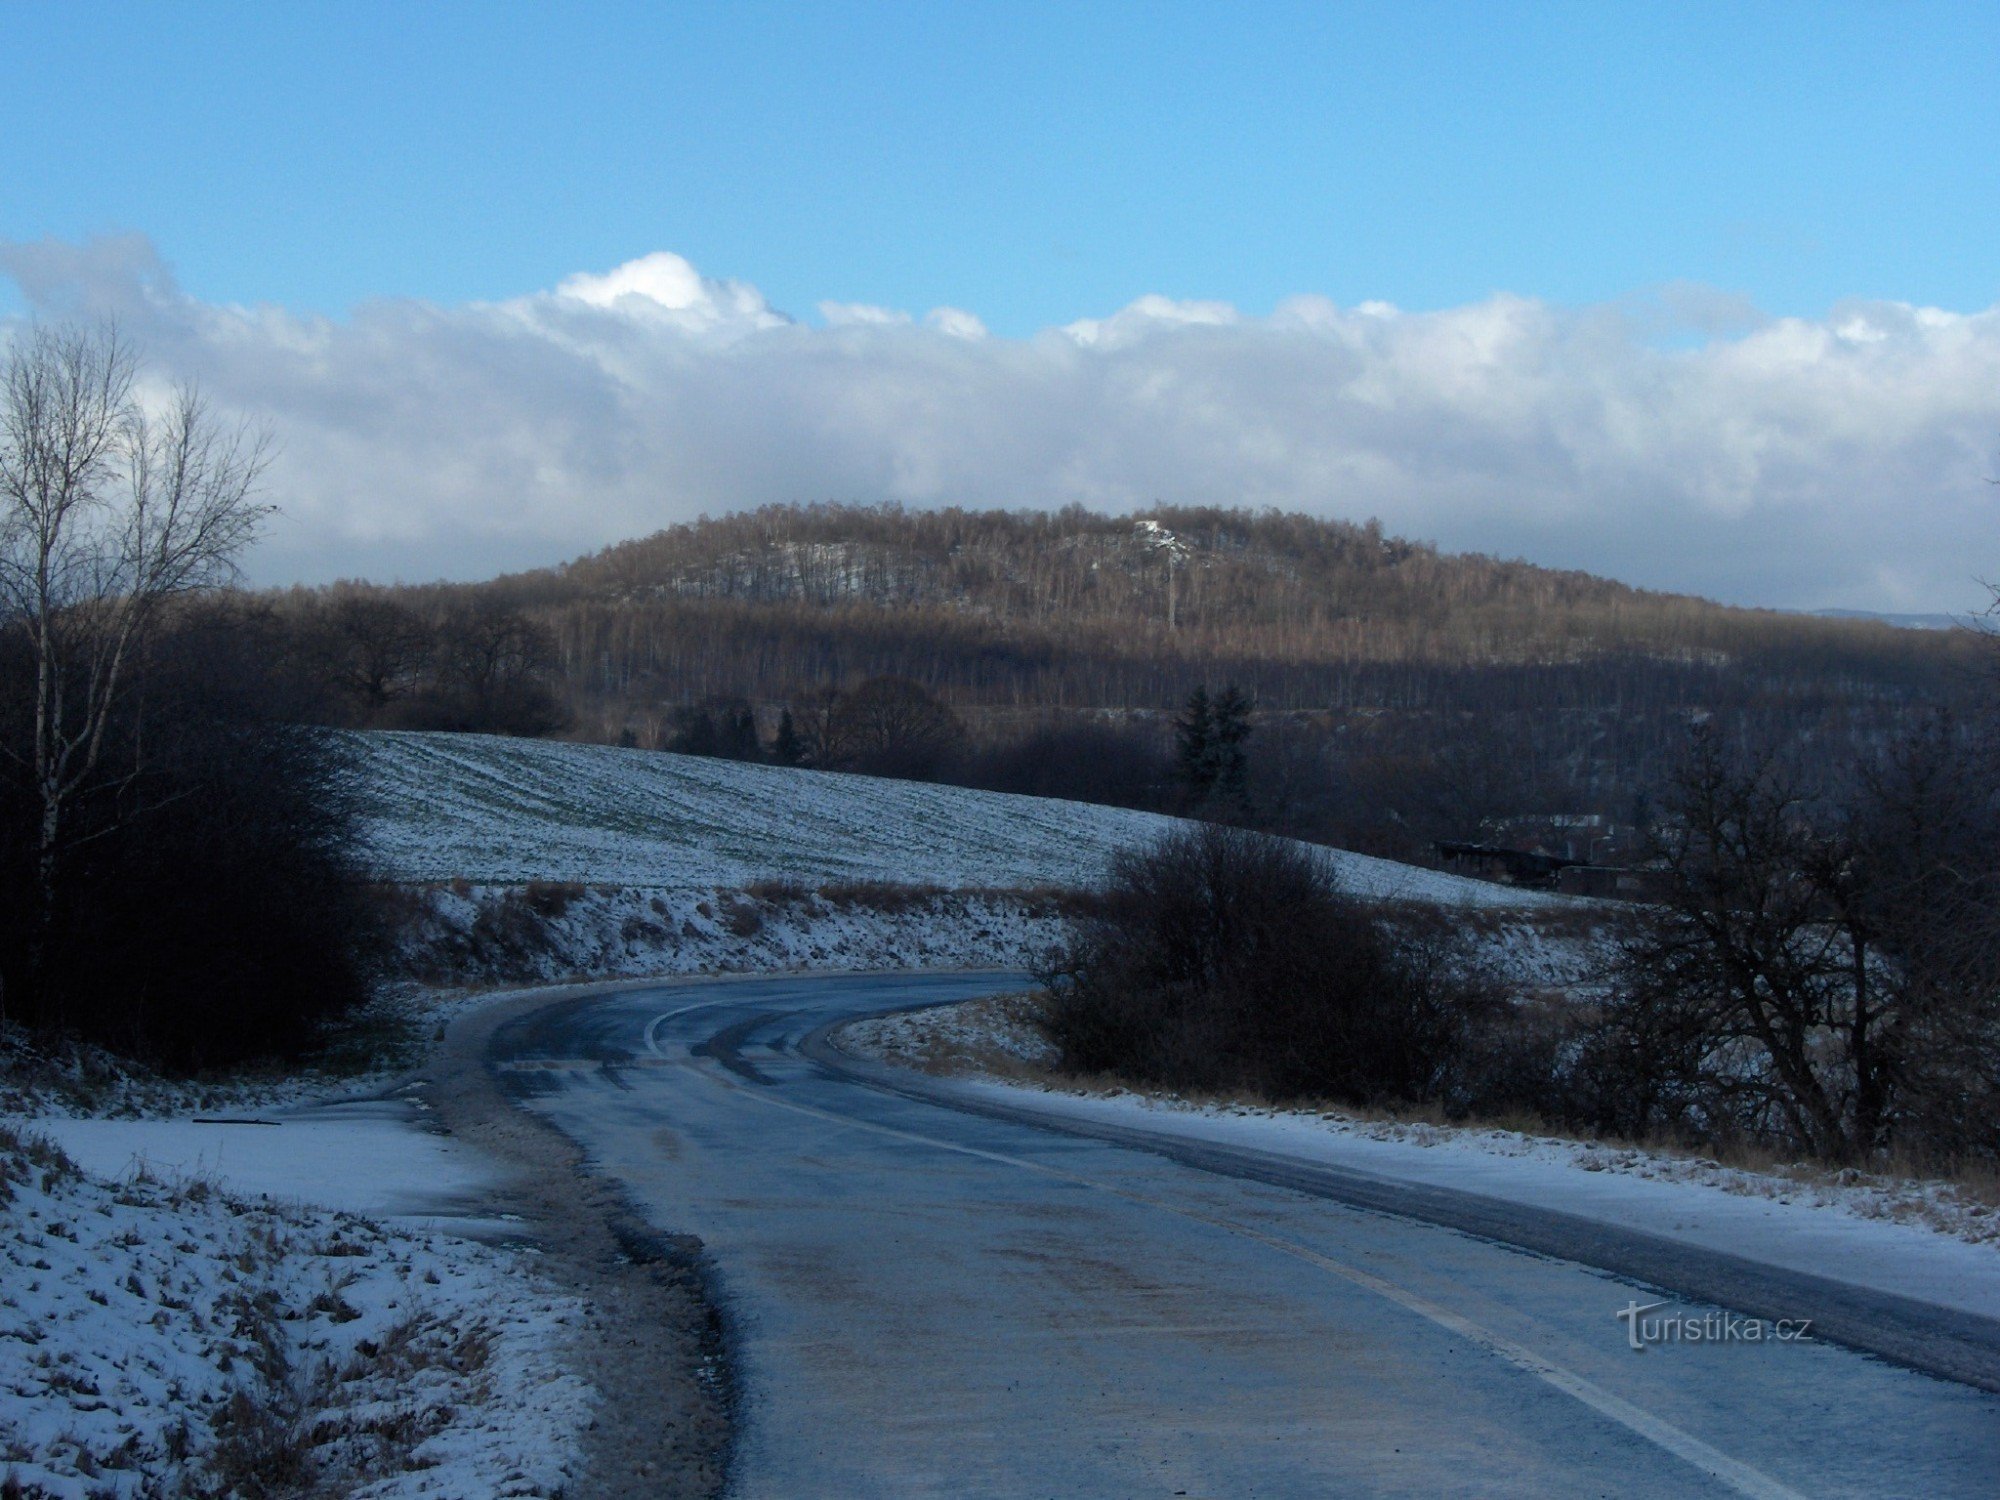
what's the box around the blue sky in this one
[5,3,2000,610]
[8,1,1997,331]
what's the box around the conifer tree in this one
[1211,684,1255,806]
[771,708,804,766]
[1174,686,1216,799]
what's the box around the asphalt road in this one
[489,972,2000,1499]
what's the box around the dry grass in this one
[816,880,948,914]
[741,877,813,906]
[717,894,765,938]
[838,992,1059,1080]
[194,1302,506,1499]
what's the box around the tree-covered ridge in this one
[254,501,1980,870]
[521,501,1965,685]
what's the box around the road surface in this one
[489,972,2000,1498]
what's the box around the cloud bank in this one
[3,235,1996,610]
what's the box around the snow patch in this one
[394,882,1073,985]
[0,1124,590,1498]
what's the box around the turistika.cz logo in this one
[1615,1300,1812,1351]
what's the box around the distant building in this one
[1550,864,1672,901]
[1479,813,1640,866]
[1435,841,1573,888]
[1438,831,1667,902]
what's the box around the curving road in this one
[489,972,2000,1498]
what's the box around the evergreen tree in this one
[713,697,761,761]
[1174,683,1254,808]
[1211,684,1255,806]
[667,705,719,757]
[1174,686,1217,800]
[771,708,804,766]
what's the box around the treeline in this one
[1048,720,2000,1169]
[243,501,1982,864]
[535,595,1963,719]
[261,583,565,735]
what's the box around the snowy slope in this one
[351,730,1557,906]
[0,1124,590,1498]
[397,883,1070,985]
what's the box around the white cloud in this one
[1062,293,1240,349]
[548,250,786,335]
[3,237,1997,611]
[925,307,988,340]
[819,301,912,327]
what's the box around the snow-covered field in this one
[838,1000,2000,1320]
[352,730,1559,907]
[0,1122,590,1499]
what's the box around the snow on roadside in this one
[837,1000,2000,1324]
[840,993,1058,1077]
[0,985,461,1123]
[30,1104,516,1240]
[395,881,1072,985]
[0,1124,590,1499]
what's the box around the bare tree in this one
[1613,737,1854,1154]
[432,593,562,732]
[0,324,270,983]
[1608,724,2000,1162]
[321,589,432,713]
[819,675,961,777]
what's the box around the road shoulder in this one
[420,978,737,1500]
[827,994,2000,1393]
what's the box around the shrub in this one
[521,880,584,919]
[0,601,386,1070]
[719,895,764,938]
[1038,823,1496,1105]
[818,881,944,914]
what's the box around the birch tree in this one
[0,324,270,999]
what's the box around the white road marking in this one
[642,1002,728,1059]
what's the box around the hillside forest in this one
[251,502,1991,867]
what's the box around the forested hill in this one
[546,503,1734,652]
[495,502,1969,705]
[551,504,1653,649]
[261,502,1982,863]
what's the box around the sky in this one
[4,1,1999,611]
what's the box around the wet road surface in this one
[490,972,2000,1499]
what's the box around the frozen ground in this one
[30,1102,520,1240]
[396,881,1071,986]
[840,999,2000,1321]
[352,729,1561,907]
[0,1120,591,1499]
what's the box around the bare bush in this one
[1038,823,1499,1104]
[1592,723,2000,1164]
[817,880,946,914]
